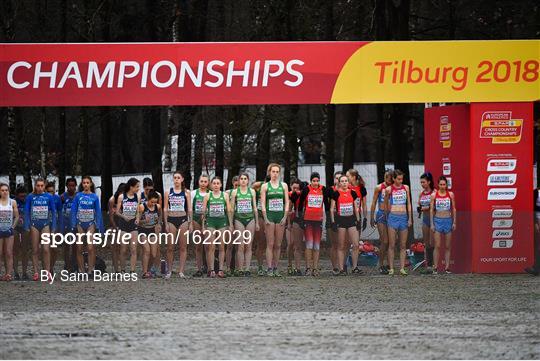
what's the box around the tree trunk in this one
[40,108,47,177]
[177,107,194,188]
[375,105,387,181]
[58,0,67,193]
[100,107,113,211]
[256,106,271,181]
[283,105,300,183]
[215,113,225,180]
[120,108,135,173]
[324,105,336,188]
[7,107,17,191]
[342,104,359,172]
[193,110,204,185]
[226,107,244,189]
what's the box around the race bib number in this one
[209,203,225,218]
[195,200,204,214]
[392,191,407,205]
[144,213,158,226]
[420,195,431,208]
[78,208,95,223]
[236,199,253,214]
[307,195,323,209]
[339,203,354,216]
[436,198,451,211]
[32,205,49,220]
[268,198,284,212]
[169,196,185,212]
[123,203,138,217]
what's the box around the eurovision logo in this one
[487,188,517,200]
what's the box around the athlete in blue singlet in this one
[60,178,77,272]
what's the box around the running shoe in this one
[399,268,408,276]
[312,269,320,277]
[164,271,172,279]
[217,270,225,278]
[32,272,39,281]
[244,270,252,277]
[444,269,452,274]
[379,266,389,275]
[142,272,152,279]
[192,270,203,277]
[432,269,438,275]
[14,272,20,280]
[273,269,282,277]
[266,268,274,277]
[22,273,29,281]
[338,270,347,276]
[178,272,186,279]
[224,270,232,277]
[150,266,157,278]
[287,265,294,276]
[257,267,265,276]
[352,267,364,275]
[332,268,340,276]
[304,268,311,276]
[388,269,395,276]
[294,269,303,276]
[209,270,216,278]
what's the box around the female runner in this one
[108,183,125,273]
[287,178,303,276]
[297,172,326,276]
[252,176,269,276]
[260,164,289,277]
[370,170,393,274]
[201,177,233,278]
[116,178,140,274]
[163,171,192,279]
[430,176,456,274]
[225,175,239,276]
[191,174,209,277]
[330,175,361,275]
[419,172,435,270]
[136,190,162,279]
[70,176,104,276]
[230,173,259,276]
[24,178,57,281]
[384,170,412,276]
[326,171,342,274]
[13,184,29,280]
[0,183,19,281]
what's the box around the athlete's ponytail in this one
[125,178,140,195]
[114,183,126,203]
[420,172,434,190]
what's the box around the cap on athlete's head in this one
[310,172,320,181]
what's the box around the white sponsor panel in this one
[492,229,513,238]
[492,208,513,218]
[447,177,452,189]
[492,239,513,249]
[487,159,517,172]
[487,188,517,200]
[492,219,513,228]
[442,162,451,176]
[487,173,517,186]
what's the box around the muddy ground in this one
[1,260,538,359]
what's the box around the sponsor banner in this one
[424,105,471,272]
[470,102,534,273]
[1,40,539,106]
[487,188,517,200]
[487,173,517,186]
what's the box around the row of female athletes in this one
[0,163,456,281]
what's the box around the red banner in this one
[424,105,472,273]
[469,102,534,273]
[0,42,364,106]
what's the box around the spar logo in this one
[486,159,517,172]
[492,239,513,249]
[487,173,517,186]
[492,208,513,218]
[487,188,517,200]
[492,219,513,228]
[479,111,523,144]
[492,229,513,238]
